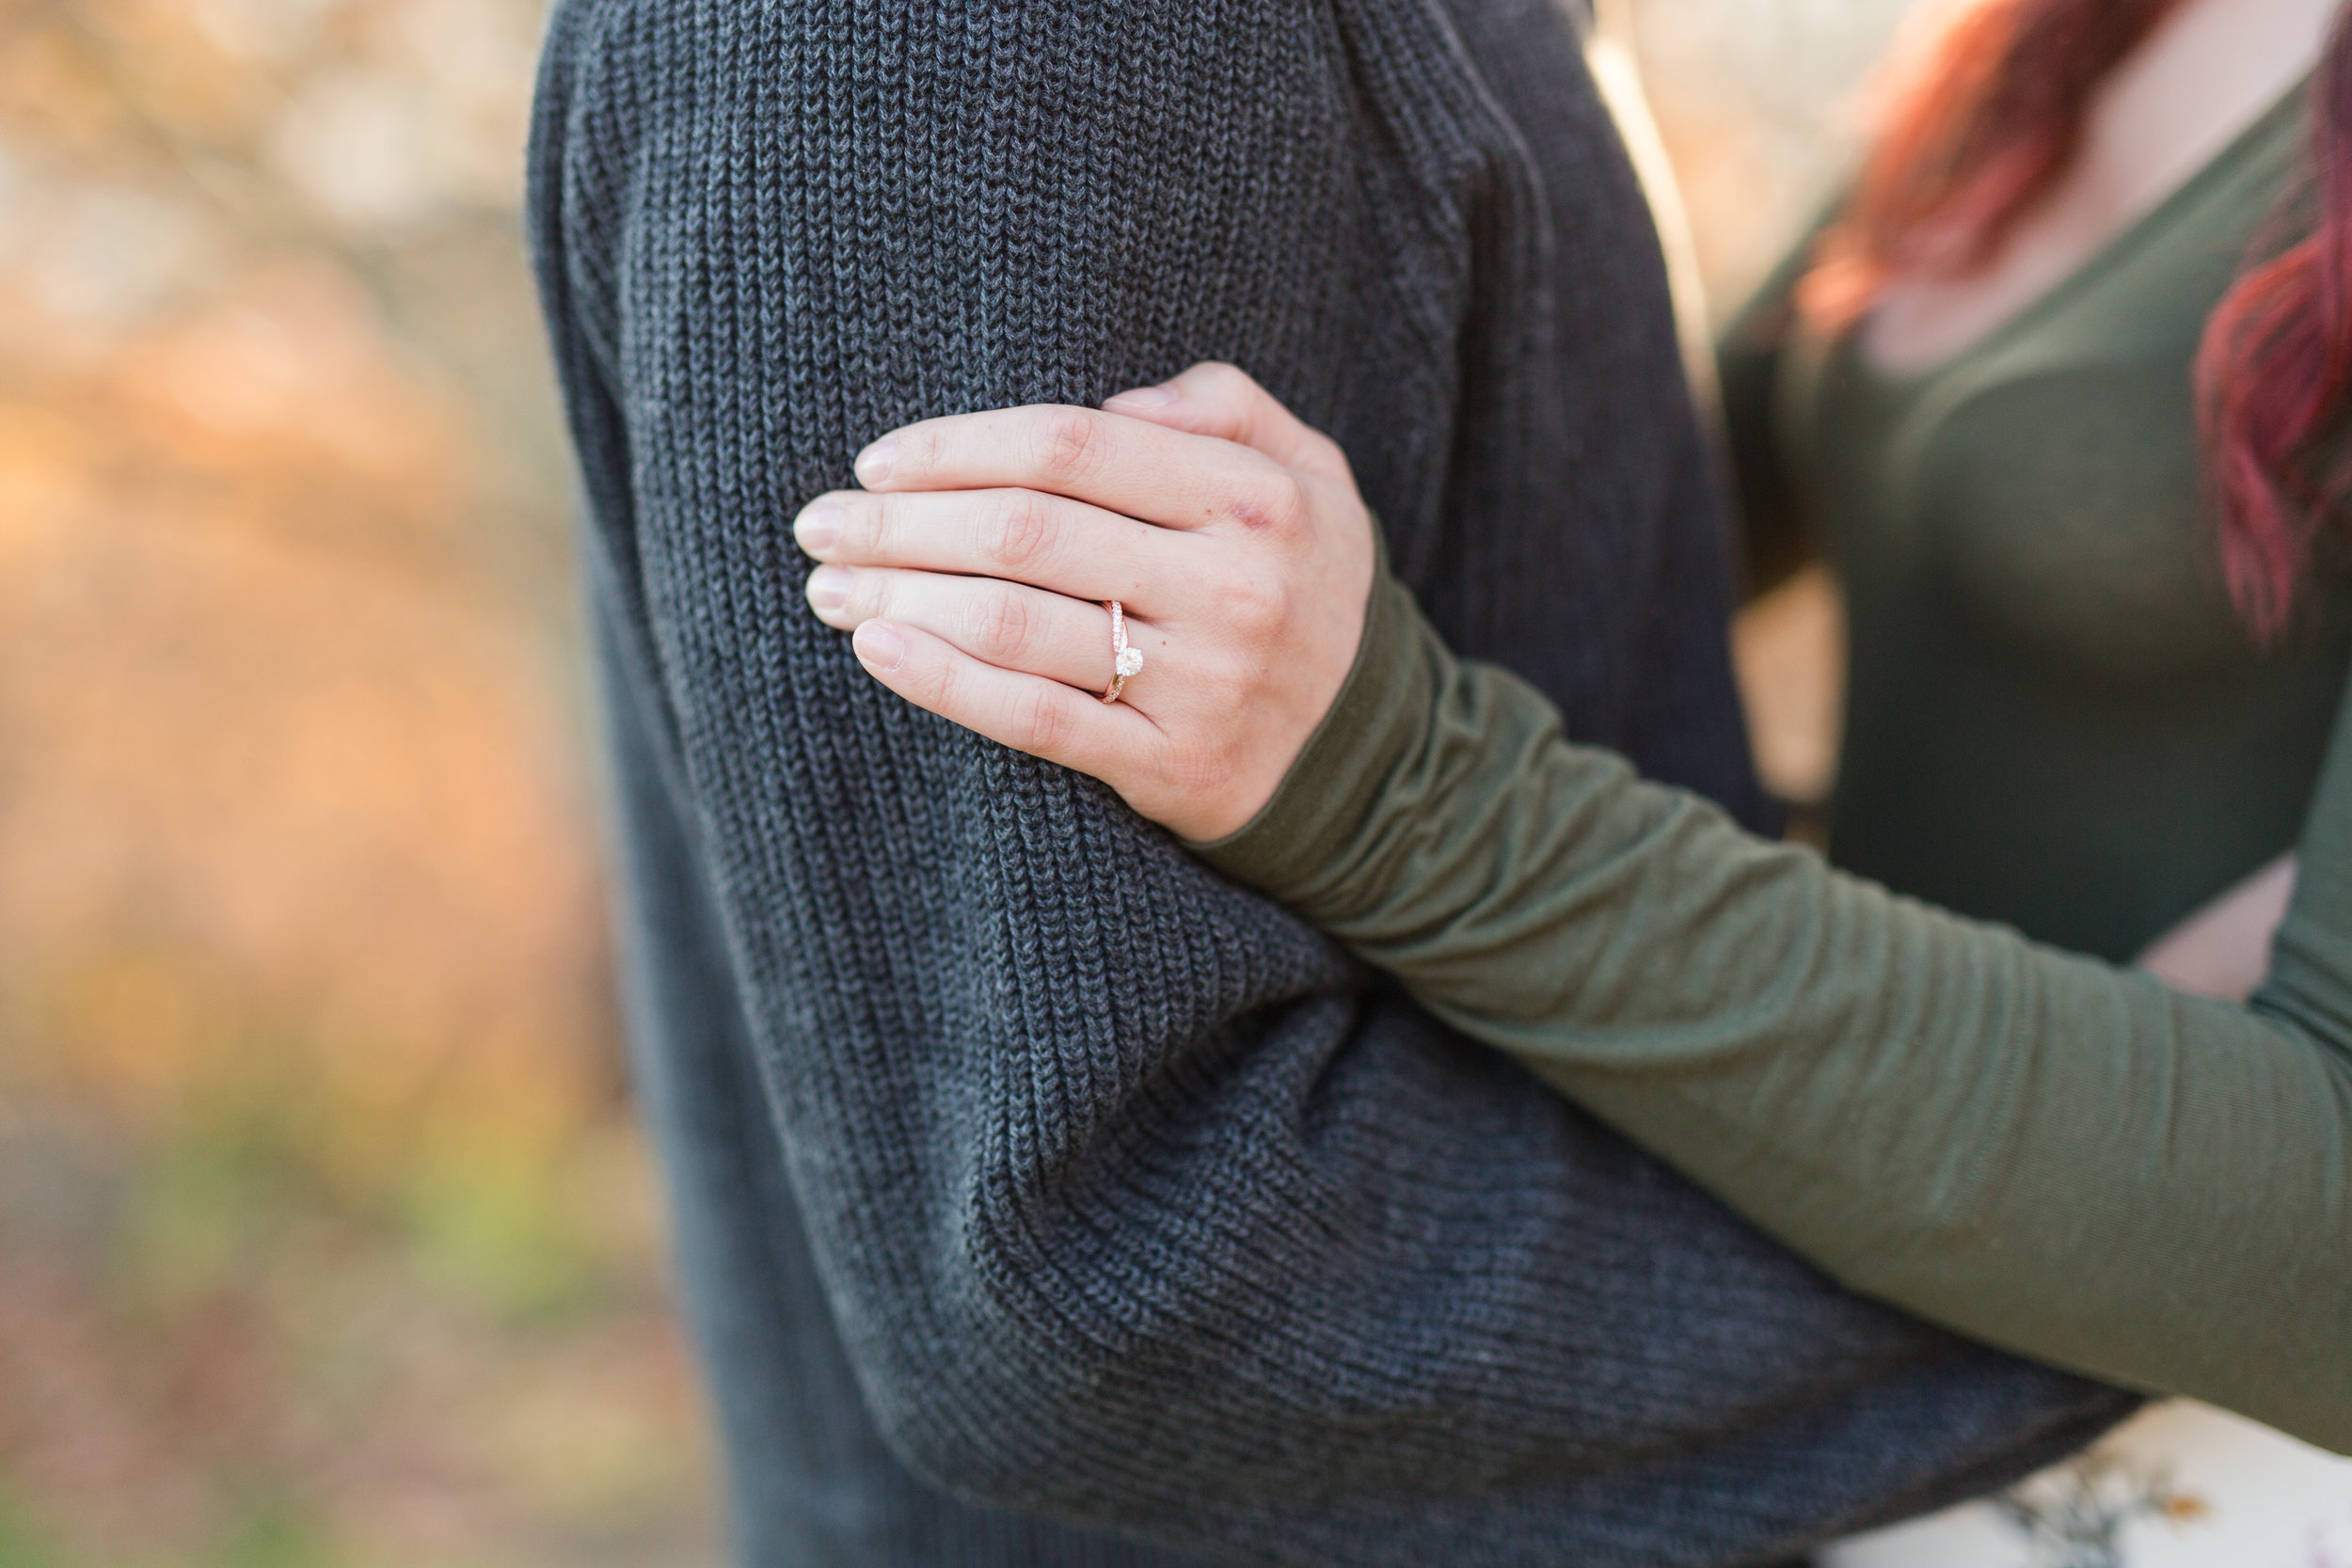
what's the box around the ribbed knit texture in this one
[527,2,2139,1564]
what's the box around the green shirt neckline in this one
[1849,77,2312,399]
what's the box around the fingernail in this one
[806,564,851,611]
[795,497,841,554]
[854,436,897,486]
[852,621,906,672]
[1104,384,1178,412]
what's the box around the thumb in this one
[1102,361,1344,479]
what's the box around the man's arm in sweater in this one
[527,3,2135,1563]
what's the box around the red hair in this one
[1802,0,2352,638]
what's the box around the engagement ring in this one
[1102,600,1143,704]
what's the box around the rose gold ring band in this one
[1101,600,1143,704]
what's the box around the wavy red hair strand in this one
[2197,7,2352,636]
[1801,0,2352,637]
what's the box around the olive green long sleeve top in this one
[1192,82,2352,1453]
[1194,566,2352,1453]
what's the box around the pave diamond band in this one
[1101,600,1143,704]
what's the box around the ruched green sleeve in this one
[1193,565,2352,1452]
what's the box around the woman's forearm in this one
[1196,568,2352,1453]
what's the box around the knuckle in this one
[855,491,898,558]
[1224,572,1293,641]
[836,569,882,623]
[971,585,1035,659]
[1227,471,1308,535]
[981,492,1056,572]
[914,651,958,710]
[1195,361,1269,433]
[1012,684,1069,756]
[1196,361,1251,401]
[1031,408,1110,483]
[895,425,940,481]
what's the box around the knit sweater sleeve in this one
[1198,564,2352,1454]
[527,3,2137,1562]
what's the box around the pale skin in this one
[803,0,2334,1000]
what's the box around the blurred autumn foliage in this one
[0,0,718,1562]
[0,1,1914,1564]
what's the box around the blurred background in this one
[0,2,1916,1563]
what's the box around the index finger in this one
[852,404,1304,537]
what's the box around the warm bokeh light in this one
[0,1,715,1562]
[0,2,1908,1562]
[1629,0,1926,811]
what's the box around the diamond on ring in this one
[1117,646,1145,678]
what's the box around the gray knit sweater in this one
[525,2,2138,1564]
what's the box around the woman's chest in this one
[1795,96,2319,691]
[1843,350,2256,689]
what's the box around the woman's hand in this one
[793,363,1378,842]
